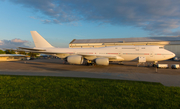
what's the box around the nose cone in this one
[169,51,176,59]
[173,53,176,57]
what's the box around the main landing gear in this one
[85,60,96,66]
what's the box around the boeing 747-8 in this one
[19,31,175,66]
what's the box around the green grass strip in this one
[0,75,180,109]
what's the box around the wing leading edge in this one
[18,47,124,61]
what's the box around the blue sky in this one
[0,0,180,48]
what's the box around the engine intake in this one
[67,55,84,64]
[95,58,109,65]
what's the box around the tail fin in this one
[30,31,54,48]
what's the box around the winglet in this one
[30,31,54,48]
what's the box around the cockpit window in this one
[159,47,164,49]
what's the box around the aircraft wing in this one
[18,47,46,51]
[18,47,124,60]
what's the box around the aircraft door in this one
[135,47,139,51]
[150,52,153,57]
[118,51,122,56]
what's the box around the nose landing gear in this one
[118,61,124,65]
[152,61,158,67]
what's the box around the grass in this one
[0,75,180,109]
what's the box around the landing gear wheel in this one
[152,61,158,67]
[86,63,96,66]
[63,61,67,64]
[86,63,92,66]
[118,61,124,65]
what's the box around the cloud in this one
[11,38,28,43]
[29,16,37,19]
[0,38,30,49]
[0,40,3,45]
[41,19,51,24]
[8,0,180,35]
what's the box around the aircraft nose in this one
[170,51,176,58]
[173,53,176,57]
[163,50,176,60]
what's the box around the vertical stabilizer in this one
[30,31,54,48]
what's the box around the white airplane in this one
[19,31,176,66]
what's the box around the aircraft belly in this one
[153,55,166,61]
[56,54,70,58]
[122,55,138,61]
[84,56,97,60]
[109,58,124,61]
[122,55,153,61]
[83,55,124,61]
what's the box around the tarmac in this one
[0,58,180,87]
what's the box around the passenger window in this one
[159,47,164,49]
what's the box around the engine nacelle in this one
[67,55,84,64]
[95,58,109,65]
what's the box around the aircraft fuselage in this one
[42,45,175,62]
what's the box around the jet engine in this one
[67,55,84,64]
[95,58,109,65]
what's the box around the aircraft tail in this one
[30,31,54,48]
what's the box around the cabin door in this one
[118,51,122,56]
[135,47,139,51]
[150,52,153,57]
